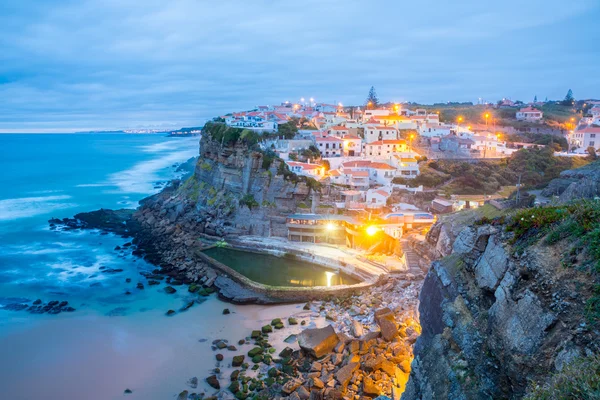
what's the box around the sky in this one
[1,0,599,133]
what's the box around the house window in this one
[591,134,596,138]
[591,141,596,147]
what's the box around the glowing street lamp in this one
[484,113,490,126]
[326,222,335,231]
[366,226,378,236]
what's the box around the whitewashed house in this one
[516,107,543,122]
[366,188,391,208]
[286,161,326,179]
[570,126,600,153]
[316,137,343,157]
[364,126,399,143]
[364,140,408,157]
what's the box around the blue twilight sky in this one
[1,0,600,133]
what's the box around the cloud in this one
[0,0,599,132]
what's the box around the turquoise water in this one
[0,133,199,315]
[203,247,358,287]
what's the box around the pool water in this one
[202,247,359,287]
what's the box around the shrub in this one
[239,194,259,210]
[525,355,600,400]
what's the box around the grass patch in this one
[525,355,600,400]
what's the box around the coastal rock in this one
[298,325,339,359]
[164,286,176,294]
[206,375,221,390]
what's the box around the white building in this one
[341,135,363,157]
[570,126,600,153]
[315,137,343,157]
[364,140,408,157]
[286,161,326,179]
[418,123,455,137]
[328,126,350,137]
[366,188,391,208]
[364,126,399,143]
[362,109,390,122]
[516,107,543,122]
[390,156,419,178]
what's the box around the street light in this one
[366,226,378,236]
[484,113,490,126]
[410,134,415,149]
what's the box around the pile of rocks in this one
[200,277,421,400]
[2,299,75,315]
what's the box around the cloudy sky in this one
[1,0,599,132]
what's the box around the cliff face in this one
[403,210,599,399]
[131,135,312,270]
[542,160,600,202]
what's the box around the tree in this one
[278,121,298,139]
[562,89,575,106]
[534,95,538,103]
[587,146,598,160]
[365,86,379,109]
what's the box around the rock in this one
[251,330,261,339]
[164,286,176,294]
[206,375,220,389]
[136,283,144,290]
[33,299,42,305]
[177,391,188,400]
[282,378,303,394]
[350,320,364,338]
[334,362,359,388]
[248,347,263,357]
[216,341,227,349]
[363,376,379,396]
[271,318,282,326]
[267,367,279,377]
[311,377,324,389]
[288,317,298,325]
[298,325,339,359]
[187,377,198,389]
[124,389,132,394]
[216,354,224,361]
[231,370,240,381]
[166,310,176,316]
[279,347,294,358]
[303,302,311,310]
[232,355,245,367]
[374,308,398,341]
[223,308,230,315]
[296,386,311,400]
[261,325,273,334]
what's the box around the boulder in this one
[298,325,339,359]
[374,308,397,341]
[186,377,198,389]
[232,355,245,367]
[206,375,220,389]
[334,362,359,388]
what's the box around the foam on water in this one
[107,148,197,194]
[0,195,78,221]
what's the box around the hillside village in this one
[215,91,599,224]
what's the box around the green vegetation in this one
[366,86,379,107]
[525,355,600,400]
[507,201,600,323]
[393,147,589,195]
[200,161,213,171]
[277,121,298,139]
[239,194,259,210]
[202,122,263,147]
[504,132,568,151]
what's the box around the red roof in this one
[373,190,390,197]
[367,125,397,130]
[342,160,371,168]
[287,161,322,170]
[576,126,600,134]
[343,135,361,140]
[519,107,541,113]
[330,126,348,131]
[370,162,396,170]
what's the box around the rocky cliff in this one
[403,206,599,399]
[131,133,313,272]
[542,159,600,202]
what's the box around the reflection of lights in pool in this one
[325,271,335,287]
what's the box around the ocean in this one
[0,133,314,399]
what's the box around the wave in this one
[0,242,81,256]
[0,195,77,221]
[139,137,198,153]
[107,148,197,194]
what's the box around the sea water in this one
[0,134,317,399]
